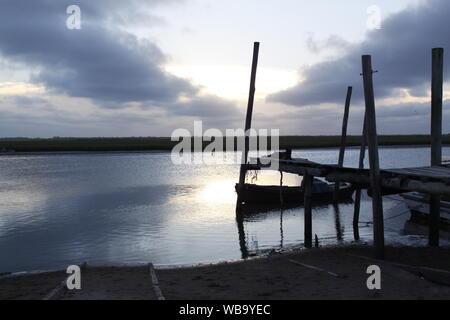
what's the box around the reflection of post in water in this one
[279,171,284,249]
[280,208,284,249]
[352,194,361,241]
[332,204,344,242]
[353,114,367,242]
[236,214,249,259]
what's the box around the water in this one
[0,146,449,272]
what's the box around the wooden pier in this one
[236,43,447,259]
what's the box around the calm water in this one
[1,146,449,272]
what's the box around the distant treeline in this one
[0,135,449,153]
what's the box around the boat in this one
[235,178,354,205]
[401,192,450,228]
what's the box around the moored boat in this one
[236,179,354,205]
[401,192,450,228]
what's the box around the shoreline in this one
[3,245,450,300]
[0,144,448,157]
[1,135,450,153]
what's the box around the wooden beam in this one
[304,173,313,249]
[353,115,367,241]
[149,263,165,300]
[362,55,385,259]
[334,86,353,201]
[431,48,444,166]
[326,171,450,195]
[430,48,444,247]
[236,42,260,208]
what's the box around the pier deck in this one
[247,156,450,196]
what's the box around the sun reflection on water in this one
[197,180,237,204]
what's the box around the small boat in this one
[401,192,450,227]
[236,179,354,205]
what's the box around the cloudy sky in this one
[0,0,448,137]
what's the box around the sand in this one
[2,246,450,300]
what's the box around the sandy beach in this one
[2,245,450,300]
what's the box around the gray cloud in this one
[171,95,240,118]
[269,0,450,107]
[0,0,196,107]
[306,34,352,55]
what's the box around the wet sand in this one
[2,246,450,300]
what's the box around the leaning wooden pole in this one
[236,42,260,208]
[334,86,353,201]
[361,55,385,259]
[353,115,367,241]
[430,48,444,247]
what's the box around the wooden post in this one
[361,55,385,259]
[304,173,313,249]
[430,48,444,247]
[236,42,260,208]
[334,86,353,201]
[353,115,367,241]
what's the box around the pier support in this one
[353,116,367,241]
[334,86,353,202]
[304,173,313,249]
[430,48,444,247]
[362,55,385,259]
[236,42,260,210]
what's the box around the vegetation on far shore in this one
[0,135,449,153]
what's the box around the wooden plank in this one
[288,259,345,278]
[334,86,353,201]
[362,55,385,259]
[237,42,260,208]
[278,164,324,177]
[387,167,450,179]
[381,177,450,195]
[149,263,165,300]
[304,173,313,249]
[42,278,67,300]
[347,253,450,286]
[42,262,87,300]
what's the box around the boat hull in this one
[401,193,450,227]
[236,183,354,205]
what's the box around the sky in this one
[0,0,448,137]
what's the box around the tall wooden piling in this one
[361,55,385,259]
[430,48,444,247]
[236,42,260,208]
[334,86,353,201]
[353,116,367,241]
[304,173,313,249]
